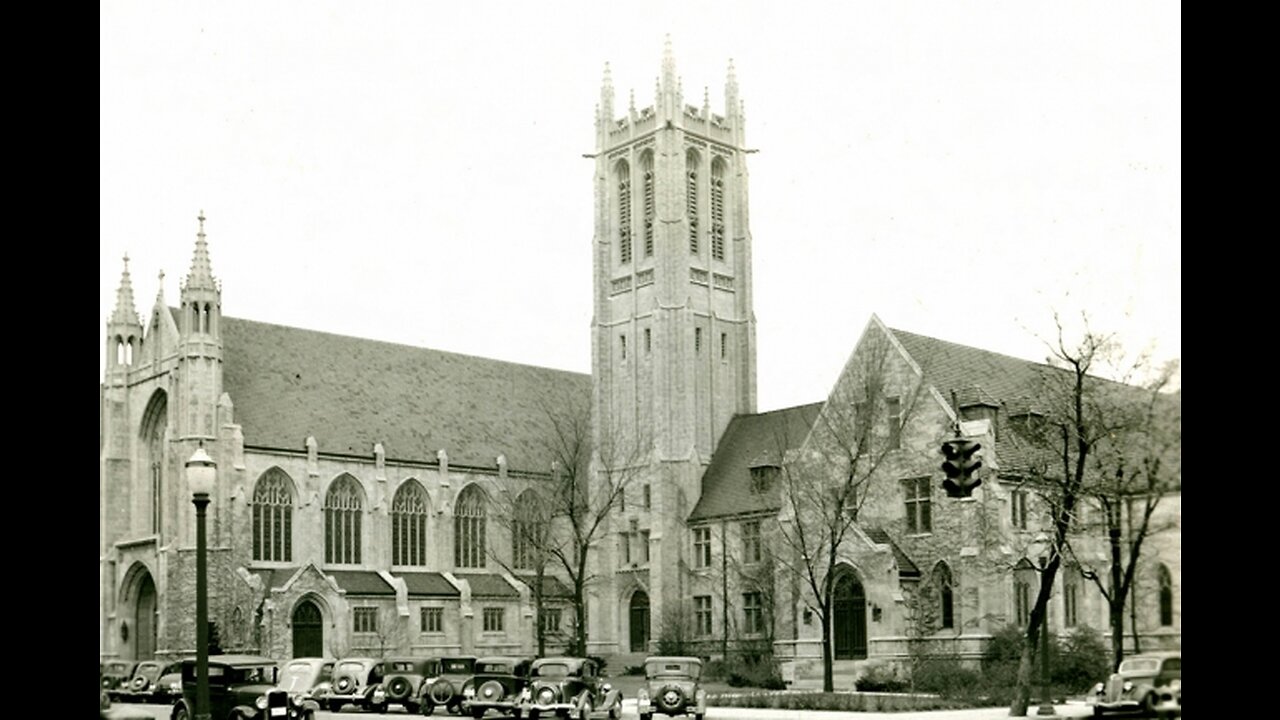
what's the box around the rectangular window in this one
[720,332,727,359]
[887,397,902,450]
[1011,488,1028,530]
[620,334,627,360]
[695,327,702,353]
[620,532,631,564]
[539,608,562,635]
[645,328,651,354]
[742,520,762,564]
[420,606,443,634]
[905,478,932,534]
[742,591,764,635]
[642,483,651,509]
[619,488,626,513]
[640,530,650,563]
[693,527,711,568]
[354,607,378,634]
[694,596,713,636]
[1014,579,1031,626]
[1063,569,1079,627]
[483,607,505,633]
[854,401,871,455]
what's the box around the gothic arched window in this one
[710,157,726,261]
[616,160,632,265]
[1158,564,1174,626]
[140,392,168,535]
[392,480,430,567]
[454,484,487,569]
[686,150,700,254]
[641,151,655,258]
[935,563,955,630]
[252,469,294,562]
[324,475,363,564]
[512,489,546,570]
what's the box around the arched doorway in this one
[629,590,650,652]
[292,600,323,658]
[832,570,867,659]
[135,573,157,660]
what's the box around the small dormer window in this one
[749,465,779,494]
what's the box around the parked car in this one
[168,654,317,720]
[274,657,337,705]
[379,656,436,713]
[327,656,388,713]
[460,656,533,719]
[122,660,185,704]
[153,661,188,706]
[420,655,478,716]
[636,657,705,720]
[517,657,622,720]
[1090,651,1181,717]
[1153,677,1181,718]
[102,660,139,701]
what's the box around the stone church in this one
[100,43,1179,682]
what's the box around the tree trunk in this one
[820,611,834,693]
[1110,601,1125,672]
[1010,639,1036,717]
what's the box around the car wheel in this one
[422,703,435,716]
[1142,693,1158,717]
[174,704,191,720]
[578,696,592,720]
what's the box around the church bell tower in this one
[590,38,758,653]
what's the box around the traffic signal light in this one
[941,438,983,498]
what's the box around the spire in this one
[726,58,740,117]
[110,254,141,326]
[600,62,614,120]
[661,34,677,94]
[185,209,217,291]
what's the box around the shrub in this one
[911,657,982,698]
[726,657,785,689]
[1053,625,1110,693]
[854,662,909,693]
[702,659,730,682]
[587,655,608,674]
[623,664,645,676]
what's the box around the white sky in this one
[100,1,1181,411]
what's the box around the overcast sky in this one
[100,1,1181,411]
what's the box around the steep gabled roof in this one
[863,527,922,579]
[219,316,591,473]
[688,403,824,522]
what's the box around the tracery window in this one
[392,480,430,566]
[641,151,655,258]
[512,490,546,570]
[252,469,293,562]
[710,158,726,260]
[324,475,363,564]
[686,150,700,254]
[454,484,487,569]
[935,563,955,630]
[617,160,632,264]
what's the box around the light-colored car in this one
[327,657,387,713]
[636,657,705,720]
[517,657,622,720]
[1089,651,1180,717]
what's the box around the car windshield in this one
[534,663,572,679]
[106,663,132,674]
[478,663,511,674]
[1119,658,1161,673]
[646,662,699,680]
[442,659,474,674]
[391,662,419,672]
[136,662,163,675]
[339,661,369,675]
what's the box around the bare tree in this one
[487,481,557,657]
[771,328,929,692]
[1006,314,1179,716]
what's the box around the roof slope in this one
[688,403,824,522]
[220,316,591,472]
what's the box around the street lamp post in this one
[187,444,217,720]
[1037,554,1055,717]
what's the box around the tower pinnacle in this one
[661,34,677,93]
[185,209,217,291]
[110,254,141,326]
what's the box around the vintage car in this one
[274,657,337,705]
[636,657,705,720]
[102,660,139,700]
[120,660,185,704]
[327,656,388,713]
[460,656,533,718]
[169,654,317,720]
[1090,651,1180,717]
[153,661,188,706]
[420,655,478,716]
[517,657,622,720]
[378,656,436,713]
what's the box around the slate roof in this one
[219,315,591,472]
[863,527,922,579]
[688,403,824,522]
[327,570,397,596]
[398,572,460,597]
[455,573,519,597]
[511,574,573,598]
